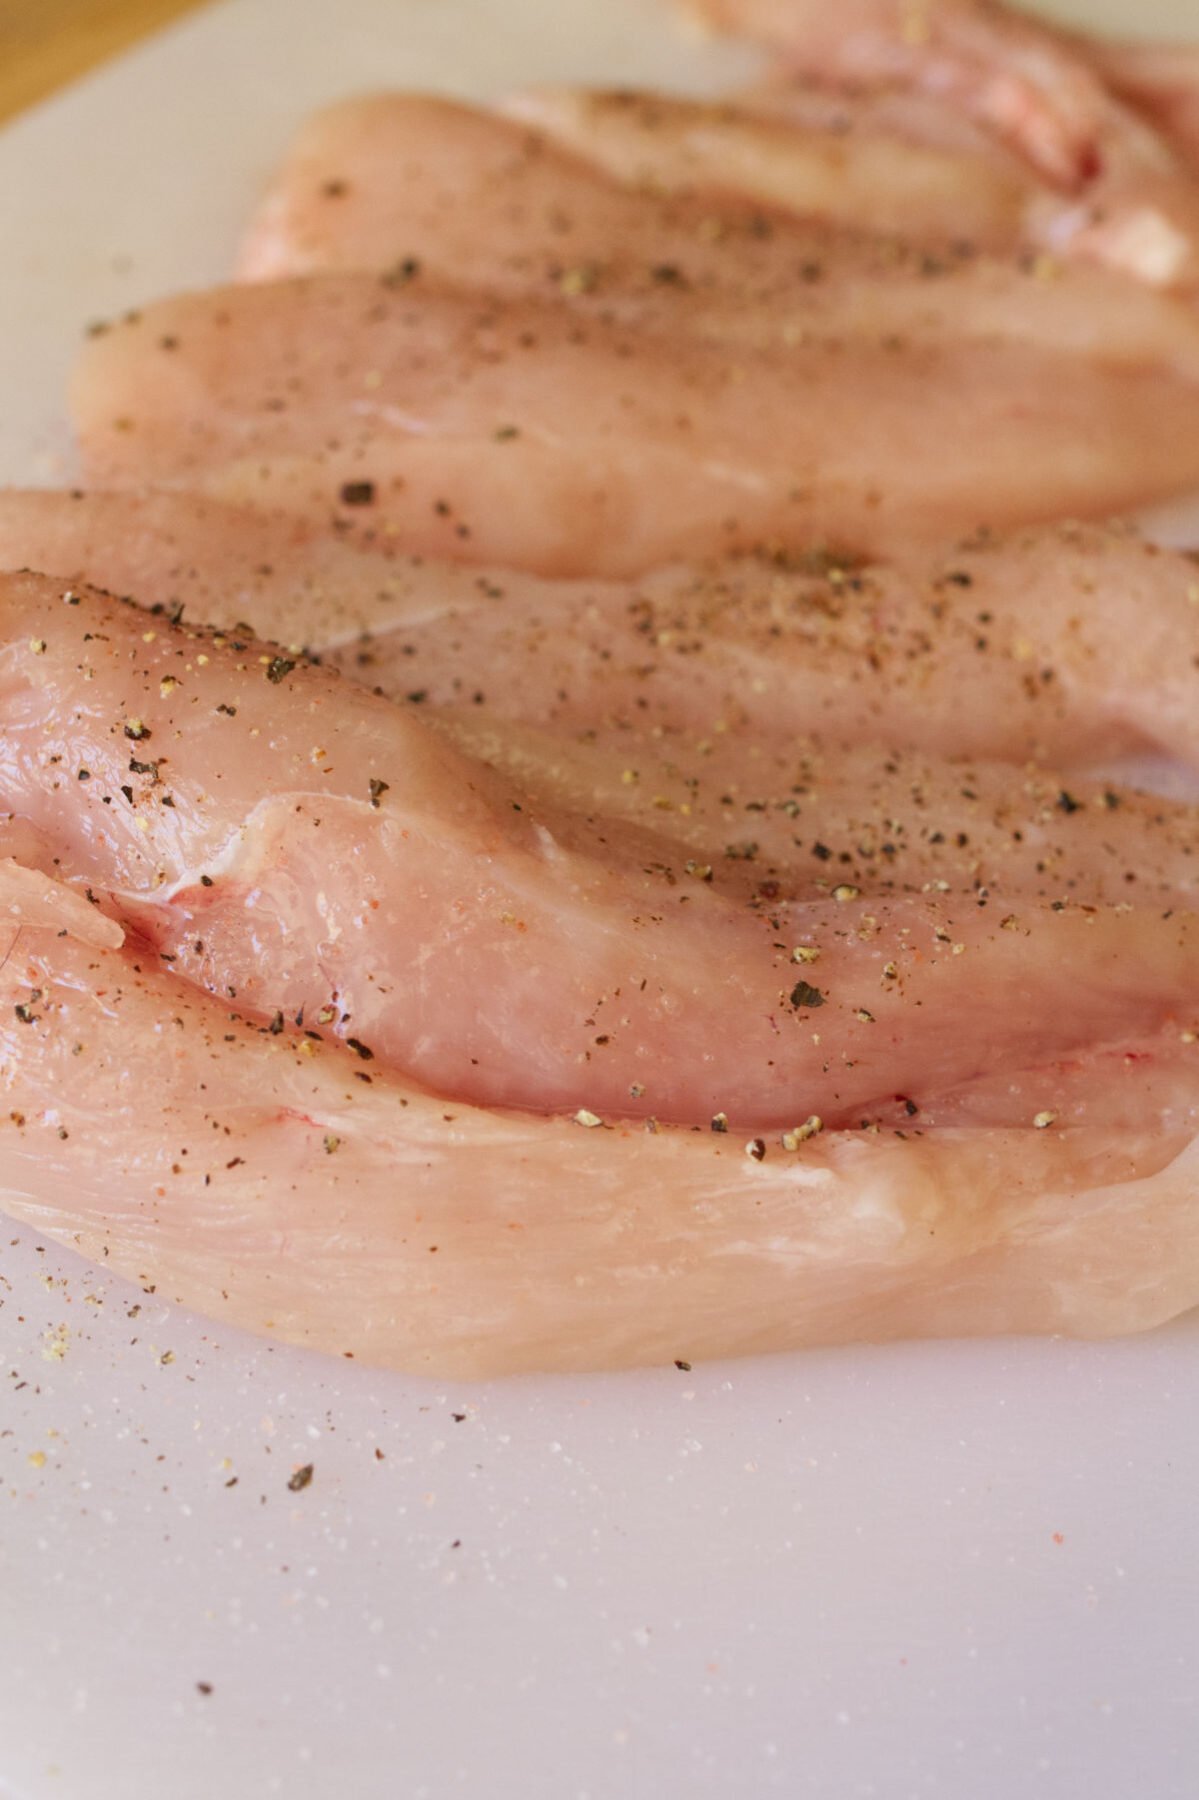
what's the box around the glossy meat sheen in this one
[502,84,1034,247]
[233,93,1199,381]
[5,571,1199,1135]
[70,275,1199,575]
[4,494,1198,772]
[3,875,1199,1376]
[694,0,1199,286]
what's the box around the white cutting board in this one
[2,4,1198,1798]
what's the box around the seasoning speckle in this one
[782,1116,823,1149]
[339,480,376,507]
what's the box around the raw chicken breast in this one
[241,86,1033,277]
[319,523,1199,772]
[689,0,1122,186]
[692,0,1199,287]
[70,275,1199,575]
[2,490,1197,910]
[3,861,1199,1376]
[501,84,1033,247]
[236,90,1019,283]
[232,93,1199,380]
[431,713,1199,913]
[4,571,1199,1133]
[3,493,1197,772]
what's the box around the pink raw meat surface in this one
[691,0,1199,286]
[1,859,1198,1375]
[70,271,1199,575]
[5,3,1199,1375]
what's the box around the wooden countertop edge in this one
[0,0,214,126]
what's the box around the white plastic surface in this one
[1,4,1198,1797]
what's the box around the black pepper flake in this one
[674,1359,692,1372]
[120,784,134,805]
[196,1682,213,1697]
[346,1037,374,1061]
[123,719,152,741]
[405,690,428,705]
[790,980,825,1010]
[267,1011,285,1035]
[811,842,832,861]
[339,480,376,507]
[381,255,421,288]
[1057,790,1083,814]
[129,756,159,778]
[287,1463,314,1493]
[710,1112,729,1133]
[200,874,214,887]
[14,1001,37,1024]
[77,767,91,782]
[266,656,296,684]
[368,778,390,809]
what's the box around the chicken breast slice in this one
[5,491,1199,918]
[2,864,1198,1376]
[233,91,1199,378]
[4,571,1199,1132]
[71,275,1199,575]
[2,493,1197,770]
[500,83,1033,246]
[689,0,1199,287]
